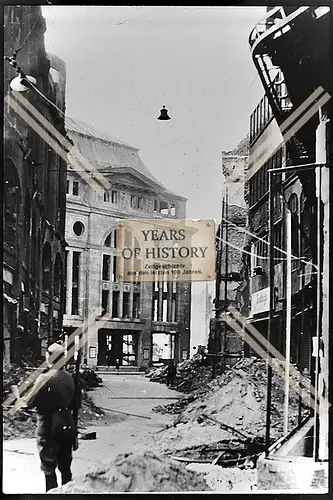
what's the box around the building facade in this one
[63,119,191,369]
[3,6,67,367]
[210,138,249,364]
[246,5,331,483]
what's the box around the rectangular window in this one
[72,251,80,285]
[171,297,177,322]
[104,190,110,202]
[138,197,144,210]
[154,199,159,212]
[66,180,69,194]
[71,251,80,315]
[172,281,177,294]
[133,293,140,319]
[102,290,109,315]
[112,256,117,280]
[123,292,130,318]
[131,196,137,208]
[112,291,119,317]
[154,280,159,292]
[160,201,169,215]
[153,298,158,321]
[163,281,168,293]
[111,190,118,203]
[72,181,79,196]
[162,299,168,322]
[102,254,111,280]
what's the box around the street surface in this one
[3,374,183,494]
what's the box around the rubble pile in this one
[3,364,105,439]
[146,357,310,455]
[49,451,211,493]
[186,463,258,492]
[147,353,213,393]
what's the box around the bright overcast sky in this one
[42,5,265,222]
[42,6,266,349]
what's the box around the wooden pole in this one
[284,209,292,435]
[265,168,274,455]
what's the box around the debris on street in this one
[49,451,211,493]
[3,364,105,440]
[145,357,310,456]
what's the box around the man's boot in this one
[45,472,58,492]
[61,469,72,485]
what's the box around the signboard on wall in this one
[251,287,270,315]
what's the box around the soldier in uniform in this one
[20,342,81,492]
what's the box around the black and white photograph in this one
[2,4,331,494]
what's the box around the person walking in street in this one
[18,342,82,492]
[115,358,120,374]
[166,360,177,388]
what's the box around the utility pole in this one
[284,208,292,435]
[223,187,229,370]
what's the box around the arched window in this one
[4,158,20,248]
[103,229,117,248]
[288,194,299,257]
[42,243,52,292]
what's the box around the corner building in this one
[63,119,191,369]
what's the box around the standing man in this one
[115,358,120,374]
[166,360,177,388]
[19,342,81,491]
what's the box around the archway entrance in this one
[98,329,138,366]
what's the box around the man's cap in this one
[48,342,65,356]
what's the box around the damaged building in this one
[3,5,68,366]
[63,119,191,369]
[246,5,331,489]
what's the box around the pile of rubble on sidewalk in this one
[49,451,211,493]
[146,352,213,393]
[144,356,311,457]
[3,363,105,440]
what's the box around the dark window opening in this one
[123,292,130,318]
[72,181,79,196]
[111,190,118,203]
[104,190,110,202]
[102,290,109,315]
[133,293,140,319]
[66,180,69,193]
[112,291,119,317]
[102,254,111,281]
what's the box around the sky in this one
[41,5,266,350]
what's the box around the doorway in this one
[98,329,138,366]
[152,333,175,364]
